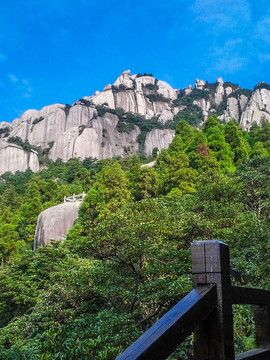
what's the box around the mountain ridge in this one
[0,70,269,175]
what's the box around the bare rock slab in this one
[34,202,81,249]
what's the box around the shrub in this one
[254,82,270,91]
[0,127,11,137]
[204,82,218,92]
[136,73,154,78]
[117,122,135,133]
[96,104,108,117]
[174,89,210,107]
[112,84,129,92]
[32,117,44,125]
[79,125,86,136]
[174,105,204,126]
[146,94,170,103]
[8,137,32,152]
[228,89,252,99]
[79,98,93,107]
[137,132,147,152]
[63,104,72,116]
[223,82,239,90]
[211,97,228,116]
[144,83,159,91]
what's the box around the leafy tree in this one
[128,166,160,200]
[71,198,192,325]
[0,113,269,359]
[249,120,270,154]
[224,120,251,162]
[155,150,197,195]
[203,116,235,171]
[15,181,42,243]
[235,157,270,219]
[251,141,269,158]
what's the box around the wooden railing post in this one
[192,240,235,360]
[254,304,270,349]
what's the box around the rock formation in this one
[240,87,270,129]
[144,129,175,156]
[0,141,39,175]
[1,71,270,175]
[34,201,81,249]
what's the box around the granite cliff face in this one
[240,87,270,129]
[1,71,270,175]
[0,141,39,174]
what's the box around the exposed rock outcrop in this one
[34,201,81,249]
[215,78,225,105]
[144,129,175,156]
[89,71,178,121]
[141,160,156,168]
[0,140,39,175]
[49,113,140,161]
[195,79,206,90]
[1,71,270,175]
[240,88,270,129]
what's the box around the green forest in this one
[0,116,269,359]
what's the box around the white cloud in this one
[215,55,248,73]
[192,0,251,30]
[214,38,244,55]
[8,73,19,83]
[210,38,249,74]
[255,17,270,44]
[7,74,34,98]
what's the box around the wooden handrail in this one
[235,348,270,360]
[232,286,270,305]
[117,284,217,360]
[117,240,270,360]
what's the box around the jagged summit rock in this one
[195,79,206,90]
[217,77,224,85]
[1,71,270,175]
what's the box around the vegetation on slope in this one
[0,117,269,359]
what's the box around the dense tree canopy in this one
[0,116,269,359]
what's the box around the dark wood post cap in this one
[192,240,230,275]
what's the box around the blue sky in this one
[0,0,270,123]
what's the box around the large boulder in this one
[34,201,81,249]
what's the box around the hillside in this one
[1,70,270,175]
[0,115,269,359]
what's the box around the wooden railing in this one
[117,240,270,360]
[63,192,86,203]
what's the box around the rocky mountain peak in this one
[0,71,270,175]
